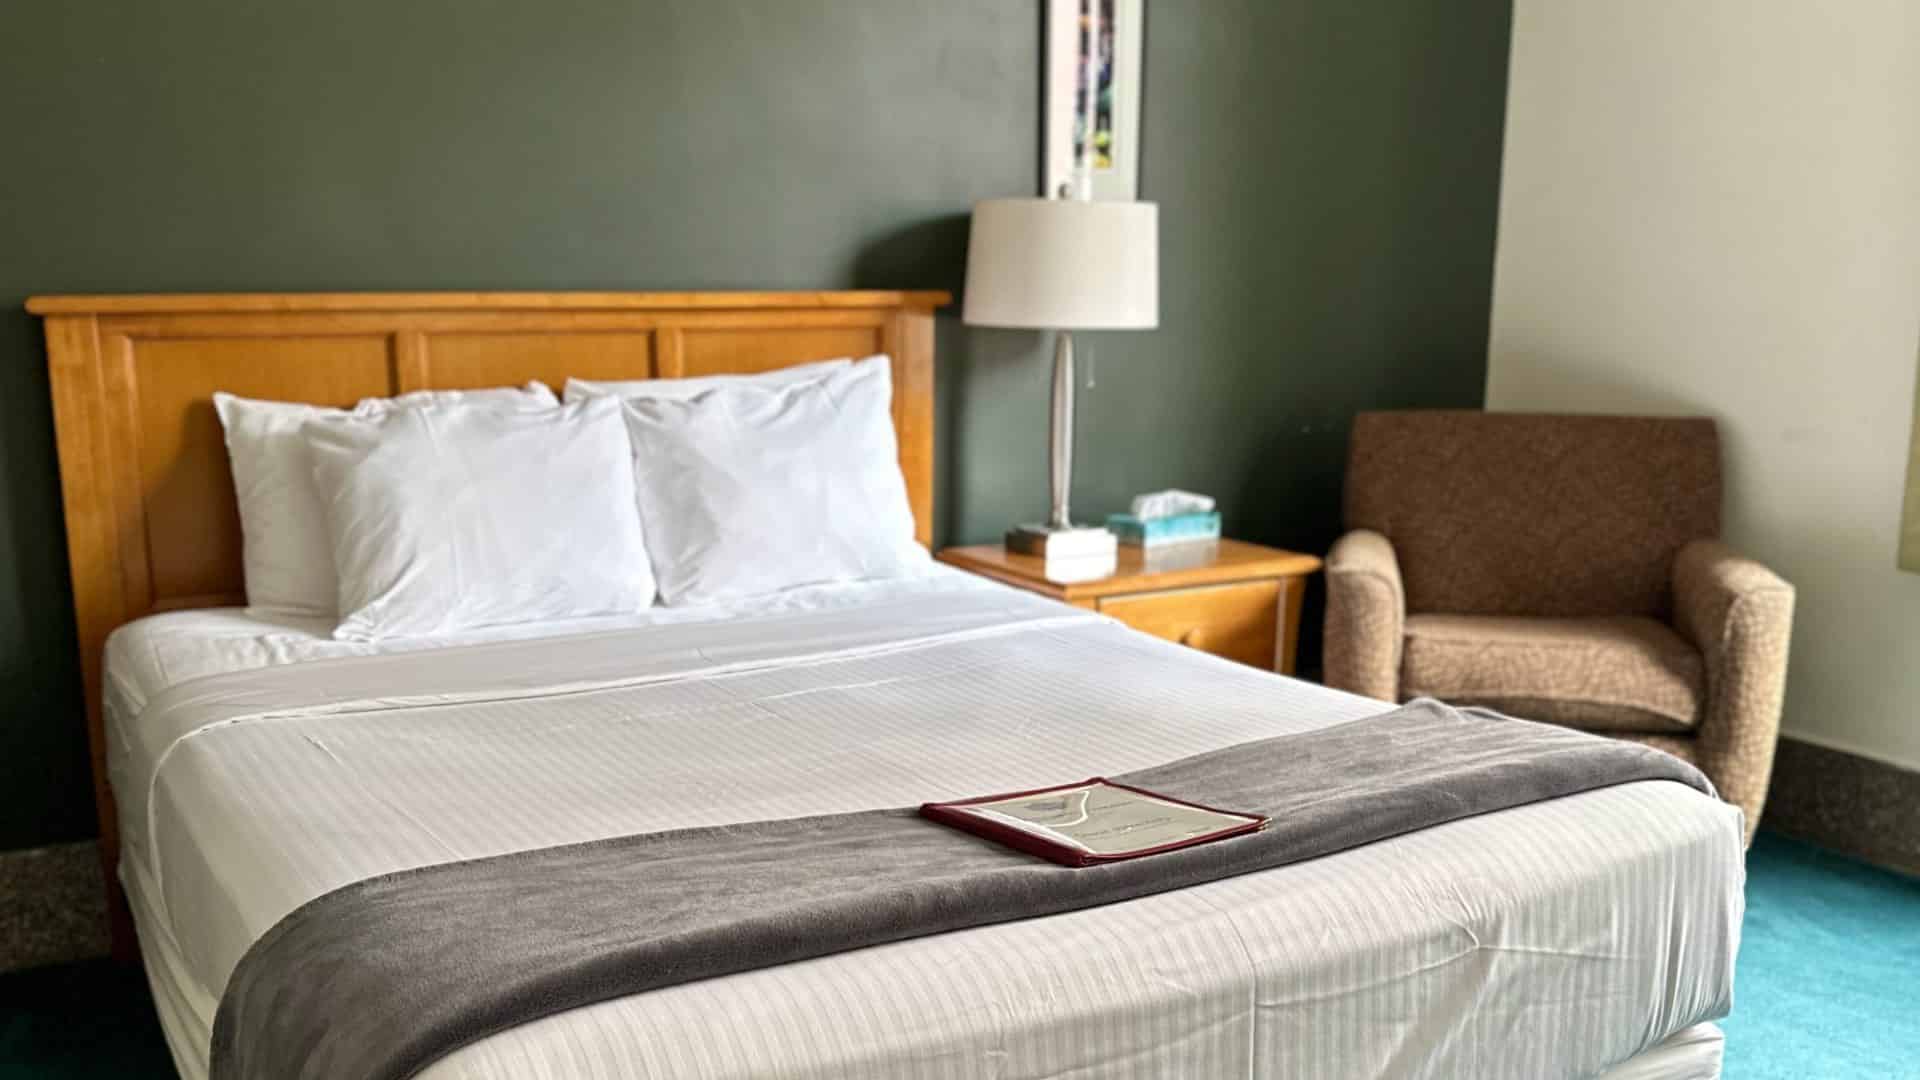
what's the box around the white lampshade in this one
[962,198,1158,330]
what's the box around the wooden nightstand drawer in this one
[936,539,1317,674]
[1098,580,1281,668]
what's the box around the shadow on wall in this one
[849,213,970,298]
[1490,349,1718,418]
[1489,347,1744,521]
[853,212,1053,549]
[852,213,973,548]
[0,306,91,847]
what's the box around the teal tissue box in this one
[1105,511,1222,547]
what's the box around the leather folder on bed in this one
[921,778,1266,867]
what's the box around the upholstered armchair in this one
[1322,411,1794,842]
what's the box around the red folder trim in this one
[920,778,1267,868]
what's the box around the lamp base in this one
[1005,523,1117,560]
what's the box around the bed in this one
[32,291,1741,1079]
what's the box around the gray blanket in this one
[211,699,1713,1080]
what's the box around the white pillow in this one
[302,396,654,641]
[564,356,855,403]
[214,383,556,616]
[617,356,927,606]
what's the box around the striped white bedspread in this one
[105,578,1742,1080]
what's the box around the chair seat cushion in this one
[1400,614,1704,733]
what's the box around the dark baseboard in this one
[0,841,109,973]
[1764,737,1920,877]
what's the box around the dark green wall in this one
[0,0,1510,850]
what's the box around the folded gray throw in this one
[211,699,1712,1080]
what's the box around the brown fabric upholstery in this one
[1400,614,1704,734]
[1617,732,1698,767]
[1321,412,1793,845]
[1322,529,1403,701]
[1344,411,1720,618]
[1672,539,1795,840]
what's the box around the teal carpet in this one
[1721,833,1920,1079]
[0,955,166,1078]
[2,832,1915,1078]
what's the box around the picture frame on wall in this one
[1044,0,1144,202]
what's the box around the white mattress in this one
[104,575,1743,1080]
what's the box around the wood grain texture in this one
[424,331,658,391]
[40,315,137,959]
[937,539,1321,603]
[1276,574,1306,675]
[937,539,1321,676]
[25,290,949,315]
[1099,581,1283,671]
[32,289,948,959]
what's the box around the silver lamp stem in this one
[1048,330,1075,530]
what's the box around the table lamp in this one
[962,197,1159,556]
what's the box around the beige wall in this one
[1486,0,1920,768]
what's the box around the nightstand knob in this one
[1180,627,1205,649]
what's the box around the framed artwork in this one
[1045,0,1144,202]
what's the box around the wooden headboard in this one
[26,289,948,956]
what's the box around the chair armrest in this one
[1322,529,1405,701]
[1672,539,1795,835]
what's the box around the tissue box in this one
[1105,511,1222,548]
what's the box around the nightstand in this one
[937,539,1322,674]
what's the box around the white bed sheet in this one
[105,577,1743,1080]
[103,565,986,717]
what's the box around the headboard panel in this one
[27,289,947,956]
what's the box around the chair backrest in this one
[1344,410,1721,618]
